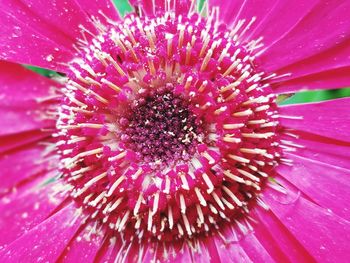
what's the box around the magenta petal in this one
[0,185,64,248]
[251,210,299,262]
[186,226,252,263]
[2,0,76,48]
[171,244,197,263]
[0,203,81,262]
[75,0,120,22]
[226,0,281,40]
[141,240,212,262]
[193,240,214,263]
[122,241,145,263]
[204,225,276,263]
[58,225,104,263]
[0,61,58,107]
[279,98,350,142]
[213,237,252,262]
[139,246,154,263]
[0,106,54,136]
[270,33,350,93]
[286,132,350,170]
[0,130,49,153]
[278,154,350,220]
[254,208,316,262]
[0,62,57,135]
[211,0,320,53]
[6,0,95,42]
[143,241,194,262]
[239,234,276,263]
[260,1,350,71]
[93,237,123,263]
[0,0,105,71]
[0,144,54,194]
[210,0,245,26]
[272,38,350,85]
[0,10,73,71]
[262,186,350,261]
[272,67,350,94]
[247,0,319,48]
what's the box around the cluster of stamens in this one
[55,6,283,243]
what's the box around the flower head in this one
[1,0,350,262]
[57,6,283,242]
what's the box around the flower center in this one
[120,86,202,165]
[55,8,282,243]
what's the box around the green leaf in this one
[112,0,206,15]
[280,88,350,105]
[112,0,133,17]
[24,65,61,78]
[198,0,206,11]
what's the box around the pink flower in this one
[1,0,350,262]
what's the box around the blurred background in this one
[25,0,350,105]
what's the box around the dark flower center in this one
[120,86,202,165]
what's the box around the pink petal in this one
[192,240,214,263]
[0,0,112,71]
[211,0,319,50]
[212,235,253,262]
[136,237,230,262]
[0,62,58,107]
[260,1,350,71]
[0,62,57,135]
[0,144,56,195]
[246,0,319,48]
[0,184,65,248]
[122,241,145,263]
[0,130,49,153]
[164,238,225,262]
[209,1,350,93]
[2,0,75,47]
[209,0,245,26]
[139,246,154,263]
[0,106,54,136]
[190,238,223,263]
[262,184,350,261]
[0,10,72,72]
[272,67,350,94]
[8,0,96,42]
[284,132,350,170]
[279,98,350,142]
[93,237,123,263]
[167,226,252,263]
[0,203,82,262]
[169,244,195,263]
[253,208,316,262]
[139,241,192,262]
[239,233,276,263]
[75,0,120,23]
[278,154,350,220]
[198,226,276,263]
[57,224,104,263]
[222,0,281,37]
[272,38,350,85]
[250,210,297,262]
